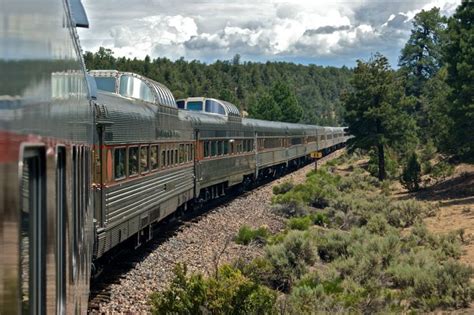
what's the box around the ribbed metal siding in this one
[104,167,194,229]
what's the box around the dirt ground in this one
[414,164,474,267]
[336,158,474,267]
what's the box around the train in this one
[0,0,348,314]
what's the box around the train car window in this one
[204,141,209,158]
[179,145,185,163]
[217,141,223,155]
[174,149,178,165]
[114,148,126,179]
[187,101,203,111]
[183,144,188,162]
[56,146,66,314]
[119,75,154,103]
[20,146,46,314]
[128,147,139,176]
[161,148,166,168]
[223,141,229,155]
[95,77,116,92]
[140,146,149,173]
[230,141,235,154]
[176,100,185,109]
[211,141,217,156]
[291,137,303,145]
[205,99,226,115]
[150,145,159,170]
[190,144,194,161]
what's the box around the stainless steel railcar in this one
[88,72,348,261]
[1,0,94,313]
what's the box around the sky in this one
[78,0,461,67]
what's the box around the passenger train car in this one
[0,1,347,313]
[1,0,94,313]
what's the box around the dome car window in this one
[176,100,185,109]
[95,77,116,92]
[187,101,203,111]
[119,75,154,103]
[205,99,225,115]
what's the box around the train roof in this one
[243,117,325,133]
[89,70,176,108]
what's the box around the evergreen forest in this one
[84,50,352,126]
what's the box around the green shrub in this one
[272,181,294,195]
[235,225,270,245]
[386,200,427,228]
[235,257,275,287]
[150,263,277,314]
[400,152,422,192]
[366,214,389,235]
[310,212,329,227]
[387,254,474,310]
[431,161,455,182]
[312,229,352,262]
[265,230,316,291]
[287,216,312,230]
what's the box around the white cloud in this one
[78,0,462,66]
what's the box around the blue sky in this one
[78,0,461,68]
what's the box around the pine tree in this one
[399,8,447,140]
[248,92,282,121]
[270,81,303,123]
[444,1,474,160]
[400,152,422,192]
[399,8,447,97]
[343,53,417,180]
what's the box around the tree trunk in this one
[378,144,385,181]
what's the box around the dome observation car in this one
[176,97,240,117]
[88,70,177,107]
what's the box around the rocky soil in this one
[92,151,343,313]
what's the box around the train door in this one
[20,146,46,314]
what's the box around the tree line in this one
[84,50,352,126]
[343,1,473,183]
